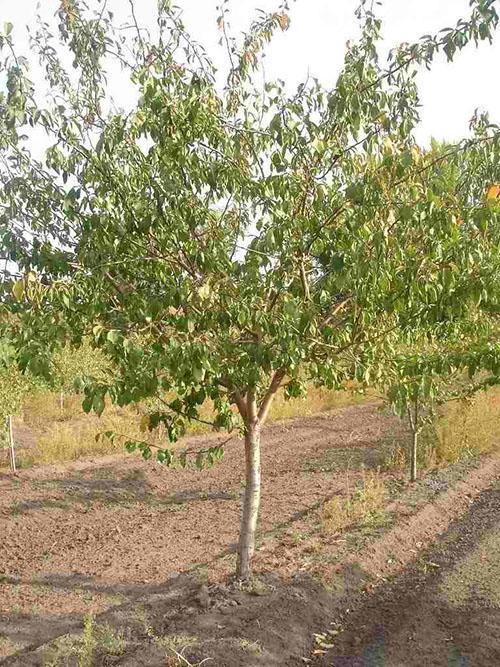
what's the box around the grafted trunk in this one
[236,421,261,579]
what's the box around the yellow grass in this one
[7,385,371,468]
[431,386,500,463]
[322,471,388,534]
[384,386,500,472]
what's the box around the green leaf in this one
[12,281,24,302]
[107,330,121,344]
[92,394,105,417]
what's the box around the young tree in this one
[52,340,109,411]
[380,140,500,482]
[0,339,33,470]
[384,326,500,482]
[1,0,499,577]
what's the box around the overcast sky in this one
[1,0,499,145]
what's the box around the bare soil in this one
[315,479,500,667]
[1,402,499,666]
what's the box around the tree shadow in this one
[2,487,500,666]
[6,473,239,515]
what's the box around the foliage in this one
[51,340,110,395]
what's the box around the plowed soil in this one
[1,402,499,666]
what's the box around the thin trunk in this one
[60,390,64,413]
[236,420,261,579]
[410,429,417,483]
[7,415,16,473]
[407,396,419,483]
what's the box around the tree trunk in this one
[236,421,261,579]
[410,429,417,483]
[7,415,16,473]
[60,390,64,413]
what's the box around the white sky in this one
[1,0,499,145]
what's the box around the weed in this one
[9,501,21,516]
[42,634,82,667]
[95,623,126,656]
[41,615,125,667]
[382,442,408,472]
[157,634,199,652]
[193,566,210,584]
[289,530,308,545]
[105,592,126,607]
[240,576,273,596]
[165,649,212,667]
[135,606,155,638]
[79,613,96,667]
[238,638,263,656]
[322,471,388,535]
[0,635,22,659]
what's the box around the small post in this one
[7,415,16,473]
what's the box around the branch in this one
[257,368,286,423]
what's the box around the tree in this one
[0,338,34,470]
[384,330,500,481]
[1,0,499,578]
[381,138,500,481]
[52,340,109,411]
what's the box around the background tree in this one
[379,137,500,481]
[52,340,109,412]
[0,338,35,470]
[1,0,499,578]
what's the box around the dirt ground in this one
[315,479,500,667]
[1,402,499,665]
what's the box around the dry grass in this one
[431,386,500,464]
[322,471,388,535]
[6,385,369,468]
[267,385,372,422]
[7,388,177,467]
[384,387,500,474]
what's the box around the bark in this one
[236,419,261,579]
[407,397,419,483]
[410,429,418,483]
[7,415,16,473]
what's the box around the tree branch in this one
[257,368,286,423]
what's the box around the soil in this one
[314,479,500,667]
[1,402,499,666]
